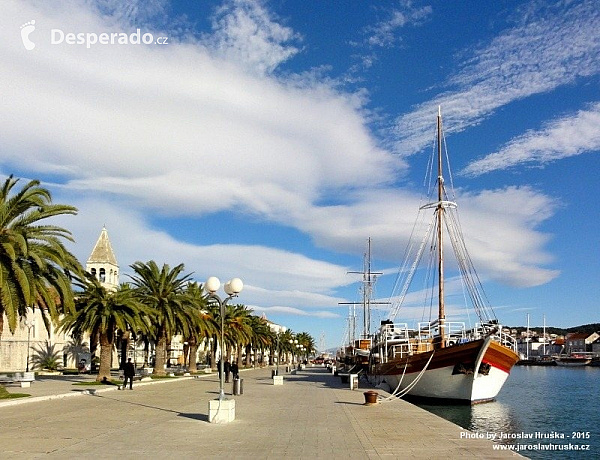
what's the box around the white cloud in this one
[247,305,340,319]
[202,0,301,75]
[364,3,432,48]
[463,102,600,175]
[394,0,600,155]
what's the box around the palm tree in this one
[63,335,90,366]
[182,281,215,370]
[30,341,62,371]
[60,278,151,382]
[224,304,252,366]
[241,315,271,367]
[296,331,315,362]
[0,175,82,338]
[129,261,193,376]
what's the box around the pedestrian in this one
[231,361,239,380]
[217,359,222,379]
[123,358,135,390]
[224,360,231,383]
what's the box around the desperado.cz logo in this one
[20,19,168,50]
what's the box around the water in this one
[415,366,599,459]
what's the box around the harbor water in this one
[415,366,599,459]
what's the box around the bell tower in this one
[86,227,119,291]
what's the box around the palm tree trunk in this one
[245,344,251,367]
[97,332,113,382]
[153,327,167,375]
[188,336,198,371]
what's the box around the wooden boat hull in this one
[555,358,591,367]
[369,339,520,403]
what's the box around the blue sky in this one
[2,0,599,350]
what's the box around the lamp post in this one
[275,332,280,375]
[205,276,243,401]
[25,319,35,372]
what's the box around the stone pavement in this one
[0,366,518,459]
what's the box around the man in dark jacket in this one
[231,362,239,380]
[224,360,231,383]
[123,358,135,390]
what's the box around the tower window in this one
[91,268,97,278]
[100,268,106,282]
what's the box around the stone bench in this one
[0,372,35,388]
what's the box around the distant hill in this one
[508,322,600,336]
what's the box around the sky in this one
[2,0,599,351]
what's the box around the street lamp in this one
[205,276,243,401]
[275,332,280,376]
[25,319,35,372]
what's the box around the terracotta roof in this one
[86,227,118,266]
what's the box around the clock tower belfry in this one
[86,227,119,291]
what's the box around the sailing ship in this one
[555,354,592,367]
[366,108,520,404]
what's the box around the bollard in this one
[232,377,243,395]
[363,390,378,405]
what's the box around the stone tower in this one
[86,227,119,291]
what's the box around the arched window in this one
[91,268,97,278]
[100,268,106,282]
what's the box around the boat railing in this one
[373,323,414,362]
[472,322,518,351]
[416,321,466,344]
[379,322,411,342]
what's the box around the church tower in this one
[86,227,119,291]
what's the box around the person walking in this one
[224,360,231,383]
[123,358,135,390]
[231,361,239,380]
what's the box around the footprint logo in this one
[20,20,36,50]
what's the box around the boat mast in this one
[340,238,388,341]
[437,107,446,347]
[364,237,372,337]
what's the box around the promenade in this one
[0,366,518,459]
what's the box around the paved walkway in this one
[0,366,518,459]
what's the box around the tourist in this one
[224,360,231,383]
[123,358,135,390]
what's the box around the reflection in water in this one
[413,366,600,459]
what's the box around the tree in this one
[63,335,90,365]
[60,278,151,382]
[30,341,62,371]
[181,281,215,370]
[0,175,82,338]
[129,261,192,376]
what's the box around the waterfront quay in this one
[0,366,517,459]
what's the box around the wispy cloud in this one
[463,102,600,175]
[202,0,301,75]
[248,305,340,318]
[363,1,431,48]
[395,0,600,155]
[349,1,431,73]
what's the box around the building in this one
[564,332,600,353]
[86,226,119,291]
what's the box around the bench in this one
[117,372,143,381]
[0,373,35,388]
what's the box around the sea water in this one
[415,366,599,459]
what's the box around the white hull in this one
[369,364,510,403]
[555,359,591,367]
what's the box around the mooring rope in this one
[379,350,435,403]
